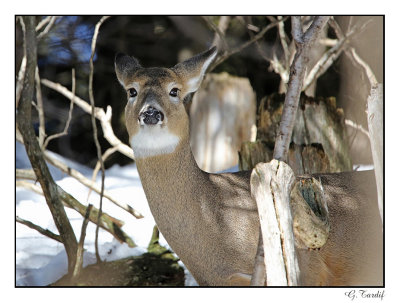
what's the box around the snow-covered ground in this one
[15,141,197,286]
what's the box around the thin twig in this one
[36,16,58,40]
[348,47,378,87]
[16,56,26,108]
[72,204,93,280]
[87,146,119,202]
[35,16,52,32]
[35,67,46,147]
[16,17,26,108]
[303,17,371,92]
[43,150,143,218]
[345,118,370,138]
[277,16,290,70]
[209,17,286,72]
[89,16,110,263]
[43,69,76,150]
[249,16,291,92]
[16,216,62,243]
[204,16,230,51]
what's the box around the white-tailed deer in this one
[115,47,383,286]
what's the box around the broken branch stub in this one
[290,177,330,250]
[250,159,300,286]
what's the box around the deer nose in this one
[139,106,164,125]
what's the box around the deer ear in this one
[115,53,142,87]
[172,47,217,94]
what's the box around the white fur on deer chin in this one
[131,126,180,158]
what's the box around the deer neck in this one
[135,135,207,233]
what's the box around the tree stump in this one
[239,141,330,175]
[189,72,256,172]
[256,93,352,172]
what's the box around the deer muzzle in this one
[139,106,164,125]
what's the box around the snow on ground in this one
[15,141,197,286]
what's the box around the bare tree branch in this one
[277,16,290,70]
[43,69,76,150]
[16,177,137,247]
[88,15,110,263]
[44,150,143,218]
[273,16,330,161]
[40,79,134,160]
[209,18,285,72]
[16,56,26,108]
[36,16,58,40]
[16,17,26,108]
[345,119,370,138]
[17,131,142,219]
[303,17,372,92]
[87,146,119,202]
[34,67,46,147]
[204,16,230,51]
[16,216,62,243]
[348,47,378,87]
[17,16,78,274]
[72,204,93,279]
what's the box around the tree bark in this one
[251,160,300,285]
[16,16,78,274]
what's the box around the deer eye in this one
[169,87,179,97]
[128,88,137,98]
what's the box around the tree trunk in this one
[16,16,78,274]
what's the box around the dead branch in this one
[40,79,134,160]
[249,16,292,91]
[17,16,78,274]
[16,17,26,108]
[277,16,290,71]
[35,16,52,31]
[345,118,370,138]
[43,150,143,219]
[43,69,75,150]
[36,16,58,40]
[17,131,140,219]
[209,17,286,72]
[34,67,46,147]
[16,56,26,108]
[348,47,378,87]
[16,216,62,243]
[16,177,136,247]
[203,16,230,51]
[88,16,110,263]
[72,204,93,279]
[303,26,356,92]
[87,146,119,202]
